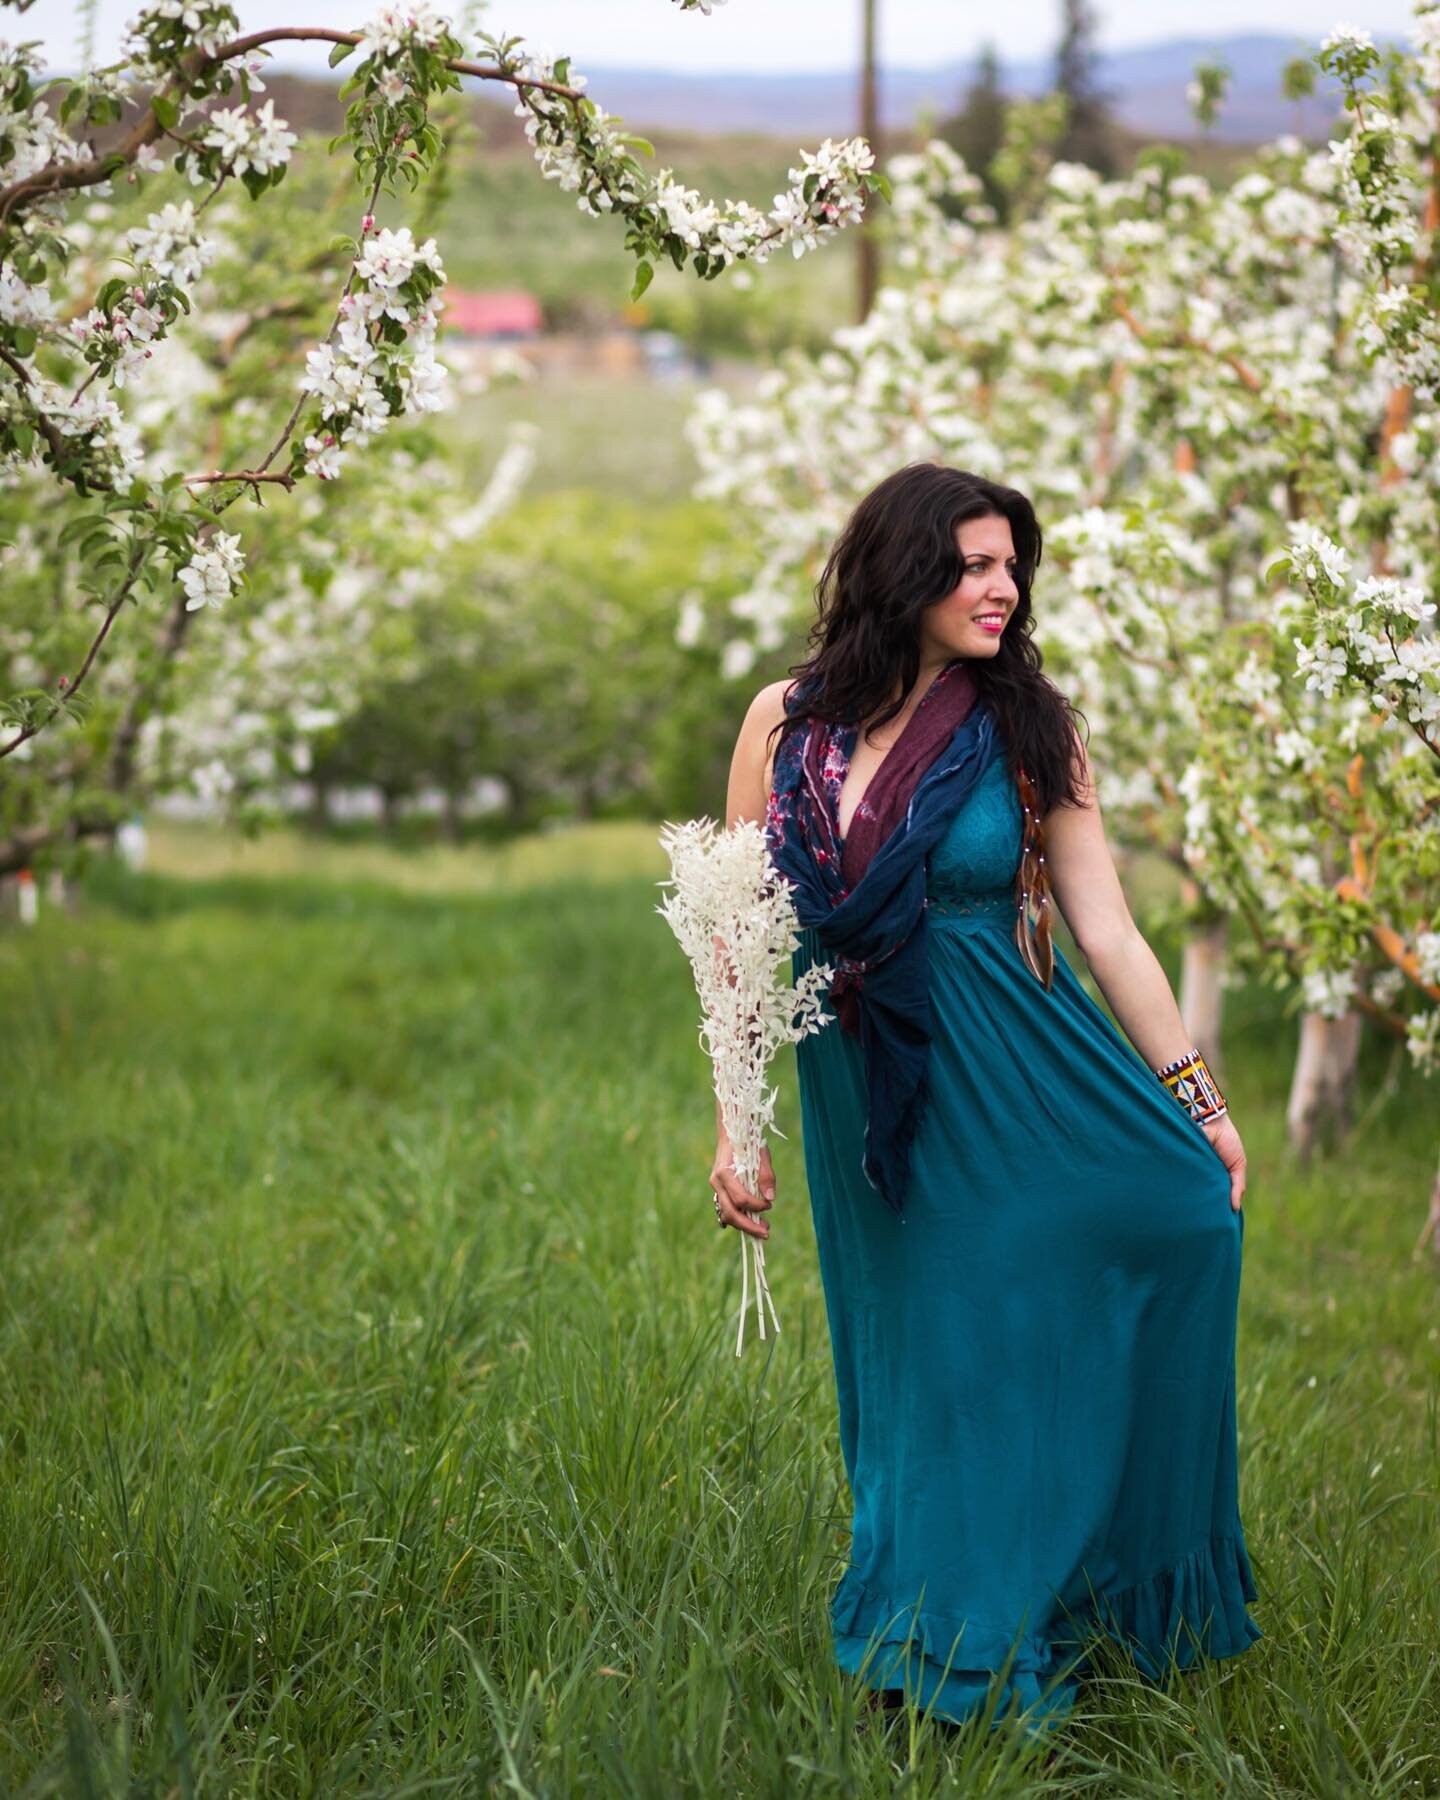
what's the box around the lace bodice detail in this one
[927,753,1022,904]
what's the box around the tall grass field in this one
[1,844,1437,1795]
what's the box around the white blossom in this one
[125,200,218,285]
[178,529,245,610]
[1303,965,1358,1017]
[199,99,298,178]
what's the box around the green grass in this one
[439,371,714,507]
[1,849,1437,1795]
[138,816,670,894]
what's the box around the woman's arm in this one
[1042,738,1249,1211]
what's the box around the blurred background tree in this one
[1053,0,1118,175]
[937,44,1012,221]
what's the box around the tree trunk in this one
[307,778,331,831]
[442,787,463,844]
[1286,1010,1364,1163]
[0,812,115,878]
[1178,888,1228,1083]
[108,591,195,796]
[856,0,880,321]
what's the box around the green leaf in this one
[329,39,356,67]
[630,259,654,301]
[150,92,179,130]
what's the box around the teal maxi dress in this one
[791,750,1262,1730]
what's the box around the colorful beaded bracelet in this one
[1155,1046,1229,1125]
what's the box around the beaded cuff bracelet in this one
[1155,1046,1229,1125]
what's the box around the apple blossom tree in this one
[682,7,1439,1230]
[0,0,885,871]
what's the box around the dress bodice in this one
[926,752,1022,907]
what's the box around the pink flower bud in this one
[362,214,375,232]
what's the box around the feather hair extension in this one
[1014,764,1055,992]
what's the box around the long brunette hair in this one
[767,462,1089,817]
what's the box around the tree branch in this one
[0,541,148,762]
[250,167,385,480]
[0,32,584,222]
[107,586,195,794]
[1109,284,1268,401]
[0,342,74,467]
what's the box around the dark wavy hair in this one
[766,462,1089,817]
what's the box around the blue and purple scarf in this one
[765,661,1006,1218]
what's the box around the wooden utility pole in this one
[857,0,880,320]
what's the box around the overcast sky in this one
[21,0,1414,75]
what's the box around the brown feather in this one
[1014,764,1055,992]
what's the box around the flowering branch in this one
[0,539,147,759]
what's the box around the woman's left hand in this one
[1201,1114,1247,1212]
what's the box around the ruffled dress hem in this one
[832,1528,1262,1731]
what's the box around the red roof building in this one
[442,290,544,339]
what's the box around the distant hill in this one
[569,34,1385,145]
[44,30,1390,154]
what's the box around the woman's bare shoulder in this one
[746,677,797,731]
[728,679,801,824]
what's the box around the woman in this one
[715,463,1262,1734]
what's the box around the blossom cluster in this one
[297,225,449,480]
[1320,7,1440,399]
[72,279,184,389]
[356,0,454,63]
[178,528,245,611]
[124,200,220,286]
[121,0,242,78]
[186,98,299,188]
[490,35,881,291]
[1,39,88,196]
[1273,525,1440,738]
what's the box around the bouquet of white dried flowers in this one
[657,816,835,1356]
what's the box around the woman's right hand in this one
[710,1135,775,1238]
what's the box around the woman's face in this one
[919,513,1021,664]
